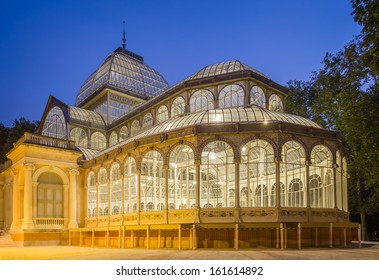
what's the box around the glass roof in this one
[76,147,100,160]
[84,106,321,160]
[75,48,169,106]
[69,106,106,128]
[183,60,269,81]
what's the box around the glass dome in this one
[76,47,169,106]
[184,60,269,81]
[84,106,321,160]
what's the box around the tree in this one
[286,0,379,240]
[0,118,39,163]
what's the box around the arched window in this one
[142,113,153,130]
[110,163,122,215]
[200,141,235,208]
[268,94,283,112]
[168,145,196,209]
[109,131,118,147]
[156,105,169,124]
[218,84,244,108]
[171,96,185,117]
[336,151,342,210]
[310,145,334,208]
[342,157,348,211]
[250,86,266,108]
[87,172,96,217]
[240,140,275,207]
[130,120,140,137]
[309,174,322,208]
[288,178,304,207]
[124,157,137,213]
[70,127,88,148]
[98,168,108,216]
[119,126,128,141]
[37,172,63,218]
[190,90,214,112]
[42,106,67,139]
[280,141,306,207]
[141,151,165,211]
[91,132,106,150]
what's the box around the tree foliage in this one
[0,118,39,162]
[286,0,379,239]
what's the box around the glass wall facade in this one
[85,140,347,215]
[42,106,67,139]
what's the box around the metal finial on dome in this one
[122,21,126,49]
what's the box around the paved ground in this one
[0,242,378,260]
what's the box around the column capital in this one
[11,168,19,176]
[24,162,35,171]
[70,168,80,176]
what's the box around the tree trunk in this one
[358,179,369,241]
[360,210,369,241]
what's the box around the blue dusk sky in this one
[0,0,361,127]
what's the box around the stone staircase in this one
[0,233,17,247]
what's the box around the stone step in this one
[0,234,17,247]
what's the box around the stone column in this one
[63,185,69,226]
[10,169,19,230]
[32,182,38,219]
[68,168,79,228]
[21,163,34,229]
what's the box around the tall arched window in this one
[141,151,165,211]
[200,141,235,208]
[240,140,275,207]
[98,168,108,216]
[91,132,106,150]
[87,172,96,217]
[310,145,333,208]
[110,163,122,215]
[124,157,137,213]
[171,96,185,117]
[268,94,283,112]
[250,86,266,108]
[342,157,348,211]
[190,89,214,112]
[168,145,196,209]
[280,141,306,207]
[336,151,342,210]
[288,178,304,207]
[142,113,153,130]
[119,126,129,141]
[218,84,244,108]
[109,131,118,147]
[42,106,67,139]
[309,174,322,208]
[156,105,169,124]
[130,120,140,137]
[70,127,88,148]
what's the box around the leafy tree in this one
[286,0,379,240]
[0,118,39,163]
